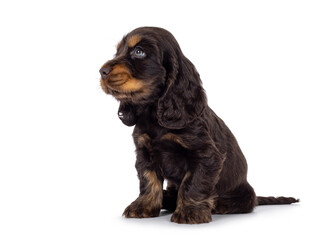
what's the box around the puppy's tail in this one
[257,196,299,205]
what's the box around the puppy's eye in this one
[132,47,146,58]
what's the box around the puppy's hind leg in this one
[214,182,257,214]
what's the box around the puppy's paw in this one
[171,208,212,224]
[123,200,160,218]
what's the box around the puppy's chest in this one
[134,129,190,179]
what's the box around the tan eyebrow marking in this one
[127,35,141,48]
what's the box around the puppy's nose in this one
[100,66,112,80]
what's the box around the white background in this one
[0,0,319,239]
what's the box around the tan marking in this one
[101,62,154,101]
[110,64,129,75]
[187,197,215,209]
[106,64,146,92]
[137,133,152,150]
[121,78,145,91]
[123,170,163,218]
[142,170,163,208]
[127,35,141,47]
[161,133,189,149]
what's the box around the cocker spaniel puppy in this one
[100,27,298,224]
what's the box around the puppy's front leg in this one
[123,133,163,218]
[123,170,163,218]
[171,151,226,224]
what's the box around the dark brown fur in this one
[100,27,299,224]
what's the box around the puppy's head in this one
[100,27,168,103]
[100,27,206,129]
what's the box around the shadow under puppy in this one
[100,27,298,224]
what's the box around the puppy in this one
[100,27,298,224]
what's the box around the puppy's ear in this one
[157,53,206,129]
[118,102,137,126]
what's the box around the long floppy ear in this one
[157,52,207,129]
[118,102,137,126]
